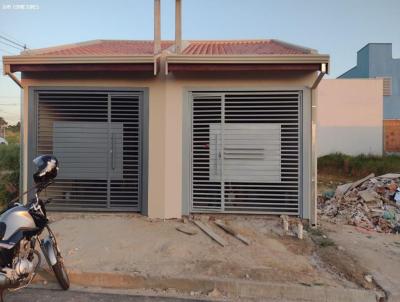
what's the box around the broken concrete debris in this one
[281,215,289,234]
[322,190,335,200]
[176,224,198,236]
[207,288,222,298]
[280,215,304,239]
[364,274,373,283]
[395,188,400,205]
[297,221,304,240]
[319,173,400,233]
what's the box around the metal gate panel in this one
[191,95,223,211]
[209,123,281,182]
[109,94,141,209]
[191,91,301,215]
[36,91,142,211]
[53,121,123,180]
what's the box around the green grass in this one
[306,227,325,237]
[318,153,400,178]
[307,227,335,248]
[3,127,20,145]
[0,144,20,209]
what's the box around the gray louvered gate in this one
[36,91,142,211]
[190,91,301,215]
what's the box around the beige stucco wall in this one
[21,68,319,219]
[316,79,383,157]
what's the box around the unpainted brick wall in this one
[384,120,400,153]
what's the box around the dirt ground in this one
[320,220,400,300]
[45,213,355,289]
[316,172,400,300]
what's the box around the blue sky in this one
[1,0,400,123]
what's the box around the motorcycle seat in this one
[0,222,6,240]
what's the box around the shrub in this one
[0,144,20,209]
[318,153,400,177]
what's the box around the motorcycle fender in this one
[41,237,57,267]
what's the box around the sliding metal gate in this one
[35,90,143,211]
[190,91,301,215]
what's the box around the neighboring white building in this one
[317,79,383,157]
[0,137,8,145]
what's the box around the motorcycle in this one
[0,155,69,298]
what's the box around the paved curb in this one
[37,270,380,302]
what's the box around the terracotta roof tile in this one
[20,39,314,57]
[23,40,174,56]
[182,40,310,55]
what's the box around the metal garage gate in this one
[35,90,143,211]
[190,91,301,215]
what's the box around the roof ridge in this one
[271,39,316,54]
[21,40,104,56]
[97,39,175,43]
[186,39,272,43]
[12,39,319,57]
[21,39,177,56]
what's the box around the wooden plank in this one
[344,173,375,195]
[193,220,227,247]
[378,173,400,179]
[214,220,250,245]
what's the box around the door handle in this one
[111,133,115,170]
[223,147,265,160]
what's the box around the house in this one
[339,43,400,152]
[0,137,8,145]
[2,0,329,224]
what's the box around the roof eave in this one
[165,54,330,74]
[2,54,155,65]
[166,54,330,64]
[2,54,159,76]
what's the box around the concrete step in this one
[36,269,382,302]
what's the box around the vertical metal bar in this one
[298,91,302,217]
[29,91,39,203]
[189,95,193,212]
[214,133,219,178]
[111,133,115,170]
[221,94,225,212]
[19,88,24,201]
[138,93,142,211]
[106,94,111,209]
[35,92,39,158]
[189,95,194,213]
[311,89,317,225]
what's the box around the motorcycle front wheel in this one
[46,229,70,290]
[51,254,70,290]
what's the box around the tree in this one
[0,117,7,127]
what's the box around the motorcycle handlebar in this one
[44,198,52,205]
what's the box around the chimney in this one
[154,0,161,54]
[175,0,182,53]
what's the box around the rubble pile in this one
[318,173,400,233]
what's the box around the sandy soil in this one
[321,221,400,299]
[45,213,352,288]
